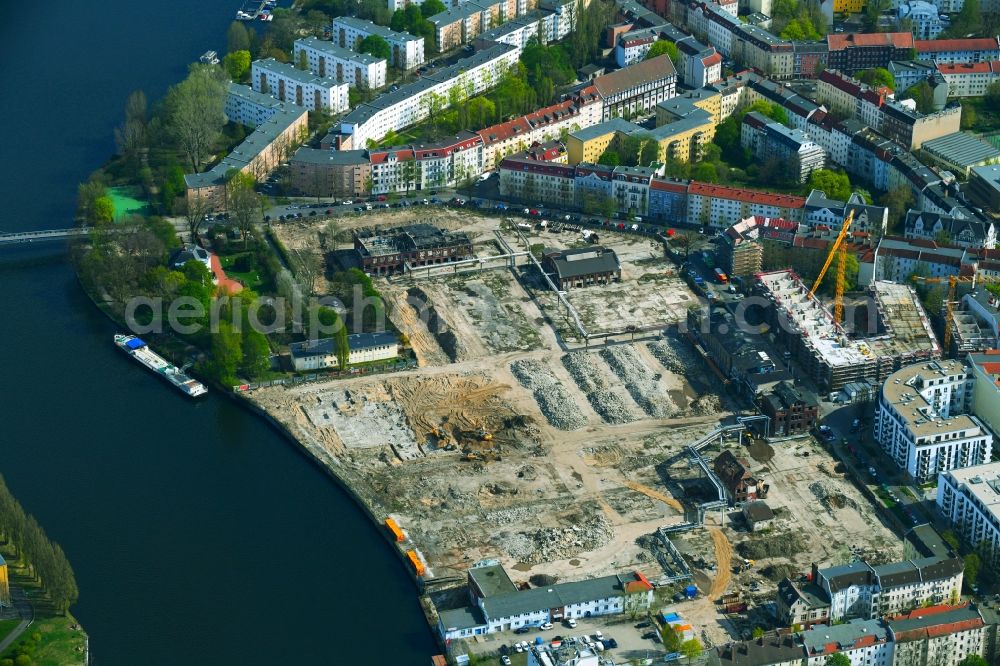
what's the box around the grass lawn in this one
[108,186,151,220]
[0,619,21,645]
[4,614,88,666]
[219,252,268,292]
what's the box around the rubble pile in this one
[493,516,614,563]
[562,352,636,424]
[600,346,675,418]
[647,339,701,375]
[510,360,587,430]
[810,482,859,514]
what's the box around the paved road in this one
[0,588,34,654]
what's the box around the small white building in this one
[288,332,399,371]
[742,500,774,531]
[898,1,943,40]
[332,16,425,70]
[293,36,388,90]
[168,245,214,277]
[224,82,285,129]
[252,58,350,113]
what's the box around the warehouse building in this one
[353,224,474,275]
[288,332,400,371]
[542,246,622,290]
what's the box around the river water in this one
[0,3,434,663]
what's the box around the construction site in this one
[755,269,940,393]
[256,209,906,648]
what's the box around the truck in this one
[724,602,748,614]
[714,268,728,283]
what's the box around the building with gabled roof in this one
[888,603,988,666]
[801,618,891,666]
[542,246,622,290]
[915,37,1000,65]
[826,32,915,74]
[592,54,678,120]
[904,210,996,249]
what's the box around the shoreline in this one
[74,267,443,649]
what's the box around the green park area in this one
[108,186,151,220]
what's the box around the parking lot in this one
[462,613,672,665]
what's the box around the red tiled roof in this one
[368,148,414,164]
[688,182,806,208]
[703,52,722,67]
[651,178,688,192]
[827,32,914,51]
[937,61,1000,75]
[819,69,861,95]
[915,38,1000,53]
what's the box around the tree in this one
[640,137,660,165]
[964,552,982,590]
[359,34,391,60]
[241,325,271,379]
[645,40,680,68]
[903,81,935,114]
[661,624,682,652]
[226,171,260,248]
[693,162,718,183]
[807,169,853,201]
[208,321,243,384]
[882,186,915,233]
[680,638,703,662]
[827,654,852,666]
[93,196,116,224]
[165,65,227,173]
[421,0,446,16]
[598,149,621,166]
[957,656,988,666]
[224,50,251,81]
[227,21,252,53]
[960,102,977,130]
[987,81,1000,108]
[752,627,765,639]
[857,67,895,90]
[182,195,212,241]
[114,90,148,162]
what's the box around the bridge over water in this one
[0,228,91,246]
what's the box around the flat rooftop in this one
[755,271,938,369]
[922,132,1000,169]
[880,359,982,439]
[941,461,1000,518]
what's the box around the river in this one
[0,3,435,663]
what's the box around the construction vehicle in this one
[460,447,501,462]
[427,425,457,451]
[809,210,854,325]
[909,273,1000,354]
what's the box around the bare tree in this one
[182,195,212,242]
[166,65,227,173]
[226,171,260,248]
[114,90,148,160]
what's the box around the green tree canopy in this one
[93,196,116,224]
[207,321,242,384]
[807,169,853,201]
[826,654,851,666]
[224,50,251,81]
[964,552,982,589]
[598,149,621,166]
[421,0,446,16]
[164,64,227,173]
[957,656,988,666]
[857,67,895,90]
[359,34,391,60]
[681,638,703,662]
[227,20,252,53]
[903,81,935,114]
[645,40,680,67]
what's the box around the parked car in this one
[514,626,530,634]
[539,622,553,631]
[564,618,577,628]
[502,657,512,665]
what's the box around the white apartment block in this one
[340,43,519,149]
[685,182,806,228]
[937,61,1000,97]
[293,37,388,90]
[875,360,993,484]
[898,1,943,40]
[252,59,350,113]
[332,16,425,70]
[288,332,399,371]
[937,462,1000,568]
[224,83,284,129]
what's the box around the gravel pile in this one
[647,339,701,375]
[562,352,636,424]
[492,516,615,563]
[485,506,534,526]
[600,346,675,418]
[511,360,587,430]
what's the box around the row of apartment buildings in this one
[291,84,604,196]
[332,16,425,70]
[729,604,997,666]
[777,555,964,627]
[740,111,827,183]
[252,58,351,113]
[185,84,310,210]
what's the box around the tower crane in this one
[909,273,1000,353]
[809,210,855,325]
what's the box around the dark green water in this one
[0,3,434,663]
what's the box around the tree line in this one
[0,474,79,615]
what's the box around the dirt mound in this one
[406,286,460,362]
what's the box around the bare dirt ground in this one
[256,211,903,647]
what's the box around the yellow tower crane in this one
[909,274,1000,353]
[809,210,855,325]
